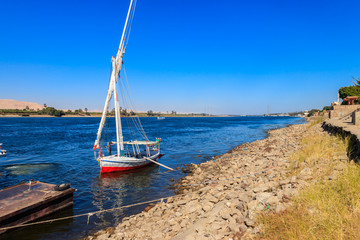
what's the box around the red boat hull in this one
[99,153,164,173]
[101,162,152,173]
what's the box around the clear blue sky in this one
[1,0,359,115]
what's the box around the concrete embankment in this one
[87,122,318,240]
[323,119,360,158]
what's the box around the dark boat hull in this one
[0,181,75,234]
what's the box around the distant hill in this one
[0,99,44,110]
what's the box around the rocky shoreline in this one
[87,120,344,240]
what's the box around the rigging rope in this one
[118,74,147,142]
[124,0,137,51]
[122,64,149,141]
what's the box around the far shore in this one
[0,114,299,118]
[0,114,237,118]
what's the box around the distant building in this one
[332,92,341,106]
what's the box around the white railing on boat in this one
[111,141,158,146]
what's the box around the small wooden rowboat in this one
[0,181,75,234]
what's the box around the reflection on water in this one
[2,163,58,176]
[90,166,161,229]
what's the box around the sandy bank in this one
[86,121,314,240]
[0,115,53,118]
[0,99,44,110]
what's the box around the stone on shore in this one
[86,120,344,240]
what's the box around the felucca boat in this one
[93,0,162,173]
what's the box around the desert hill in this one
[0,99,44,110]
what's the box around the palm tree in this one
[351,77,360,87]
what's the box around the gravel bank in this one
[86,121,320,240]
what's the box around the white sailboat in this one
[93,0,162,173]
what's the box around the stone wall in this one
[329,105,360,119]
[322,120,360,161]
[352,110,360,125]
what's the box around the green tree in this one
[308,109,320,117]
[337,77,360,105]
[54,110,65,117]
[147,110,154,116]
[338,86,360,104]
[42,107,56,115]
[121,108,128,116]
[84,108,90,115]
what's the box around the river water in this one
[0,116,304,239]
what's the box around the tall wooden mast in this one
[94,0,134,157]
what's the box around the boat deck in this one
[0,181,75,233]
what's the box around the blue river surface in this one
[0,116,304,240]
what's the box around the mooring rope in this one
[0,165,274,232]
[0,195,177,232]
